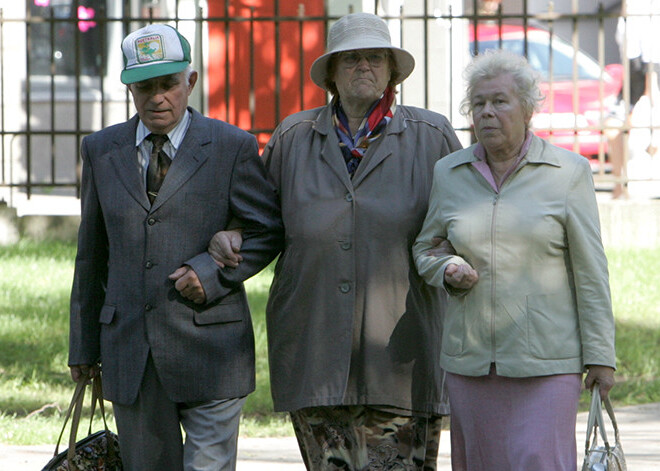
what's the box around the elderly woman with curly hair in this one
[413,49,616,470]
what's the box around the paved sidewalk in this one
[2,402,658,470]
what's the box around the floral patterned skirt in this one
[290,405,442,470]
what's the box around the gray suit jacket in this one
[69,108,283,405]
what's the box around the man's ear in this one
[187,70,199,93]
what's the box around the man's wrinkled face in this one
[129,70,197,134]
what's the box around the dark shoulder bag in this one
[42,375,122,471]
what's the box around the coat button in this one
[340,241,351,250]
[339,283,351,293]
[147,217,156,226]
[345,193,353,202]
[145,304,152,311]
[145,261,153,269]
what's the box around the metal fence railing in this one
[1,1,658,208]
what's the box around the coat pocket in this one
[99,305,116,324]
[193,290,244,326]
[442,297,466,356]
[527,293,580,359]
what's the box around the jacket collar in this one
[150,108,212,211]
[108,107,211,212]
[312,101,407,188]
[448,133,562,169]
[108,115,148,209]
[312,99,407,137]
[523,134,562,167]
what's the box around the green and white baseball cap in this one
[120,24,191,84]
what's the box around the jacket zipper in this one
[490,193,499,364]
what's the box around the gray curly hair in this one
[460,49,544,122]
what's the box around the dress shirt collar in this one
[135,108,192,157]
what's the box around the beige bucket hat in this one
[310,12,415,90]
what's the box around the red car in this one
[471,23,623,162]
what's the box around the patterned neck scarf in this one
[333,86,396,177]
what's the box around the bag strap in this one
[89,374,118,462]
[584,384,620,457]
[88,375,111,436]
[53,378,87,457]
[602,391,622,446]
[67,379,91,466]
[53,375,116,467]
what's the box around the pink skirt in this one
[446,364,582,471]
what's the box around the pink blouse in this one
[471,131,534,192]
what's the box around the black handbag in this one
[42,375,122,471]
[581,384,627,471]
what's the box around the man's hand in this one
[169,265,206,304]
[208,230,243,268]
[444,263,479,290]
[427,237,457,258]
[70,364,99,383]
[584,365,616,400]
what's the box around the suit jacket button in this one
[145,261,153,269]
[339,283,351,293]
[145,304,152,311]
[147,217,157,226]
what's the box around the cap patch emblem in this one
[136,35,165,63]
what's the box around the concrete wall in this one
[0,203,80,244]
[2,199,659,248]
[598,198,660,248]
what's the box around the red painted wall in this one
[208,0,326,147]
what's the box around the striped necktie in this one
[146,134,171,204]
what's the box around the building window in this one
[29,0,104,76]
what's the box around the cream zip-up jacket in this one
[414,135,616,378]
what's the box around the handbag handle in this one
[53,375,114,466]
[602,392,621,445]
[84,375,117,464]
[53,378,86,457]
[584,384,621,456]
[88,374,111,436]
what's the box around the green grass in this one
[603,247,660,407]
[1,239,659,445]
[0,239,292,444]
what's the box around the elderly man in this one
[68,24,283,471]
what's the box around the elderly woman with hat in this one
[414,49,616,470]
[210,11,461,470]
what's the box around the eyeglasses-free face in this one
[337,49,390,68]
[129,70,197,135]
[471,73,531,159]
